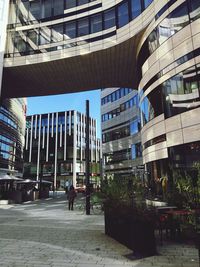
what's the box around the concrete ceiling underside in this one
[1,35,141,99]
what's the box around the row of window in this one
[104,143,142,164]
[13,0,97,25]
[0,134,15,145]
[0,110,17,129]
[101,88,132,105]
[140,47,200,99]
[102,95,138,122]
[140,64,200,127]
[13,0,153,24]
[102,125,130,143]
[0,141,15,155]
[102,118,140,143]
[143,134,166,150]
[104,148,131,164]
[27,113,94,128]
[6,0,153,56]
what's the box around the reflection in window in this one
[52,24,63,42]
[78,18,89,37]
[53,0,64,16]
[65,0,76,9]
[27,30,39,50]
[170,2,189,34]
[14,32,26,53]
[104,8,116,29]
[131,143,142,159]
[78,0,89,5]
[118,1,129,28]
[41,0,52,19]
[39,27,51,45]
[189,0,200,21]
[158,20,171,45]
[91,14,102,33]
[144,0,153,8]
[131,0,141,19]
[64,21,76,39]
[29,0,41,20]
[130,119,139,135]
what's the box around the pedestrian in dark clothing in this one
[67,185,77,210]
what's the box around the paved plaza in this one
[0,194,198,267]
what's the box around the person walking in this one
[67,185,77,210]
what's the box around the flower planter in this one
[104,206,157,258]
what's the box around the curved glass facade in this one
[0,98,26,176]
[137,0,200,83]
[140,64,200,127]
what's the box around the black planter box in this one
[105,207,156,258]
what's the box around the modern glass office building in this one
[0,0,199,195]
[24,110,101,189]
[0,98,26,177]
[101,88,142,179]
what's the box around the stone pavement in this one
[0,194,198,267]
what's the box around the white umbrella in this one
[0,175,23,181]
[16,179,37,184]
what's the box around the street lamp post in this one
[39,162,43,199]
[85,100,90,215]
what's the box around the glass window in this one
[144,0,153,9]
[52,24,63,42]
[121,88,125,97]
[53,0,64,16]
[91,14,102,33]
[131,144,136,159]
[158,19,171,45]
[78,0,88,5]
[148,27,159,53]
[116,90,120,99]
[41,0,52,19]
[14,32,27,53]
[189,0,200,21]
[118,1,129,28]
[27,30,39,47]
[130,120,138,135]
[65,0,76,9]
[29,0,41,20]
[64,21,77,39]
[170,3,189,34]
[39,27,51,45]
[78,18,89,36]
[104,8,116,29]
[131,0,141,19]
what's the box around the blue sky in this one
[27,89,101,138]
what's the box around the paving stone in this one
[0,194,198,267]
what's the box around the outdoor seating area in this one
[156,206,199,244]
[0,175,52,204]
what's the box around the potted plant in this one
[102,175,157,258]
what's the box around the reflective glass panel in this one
[29,0,41,20]
[64,21,76,38]
[78,17,89,36]
[118,2,129,28]
[53,0,64,16]
[52,24,63,42]
[65,0,76,9]
[131,0,141,19]
[144,0,153,8]
[104,8,115,29]
[91,14,102,33]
